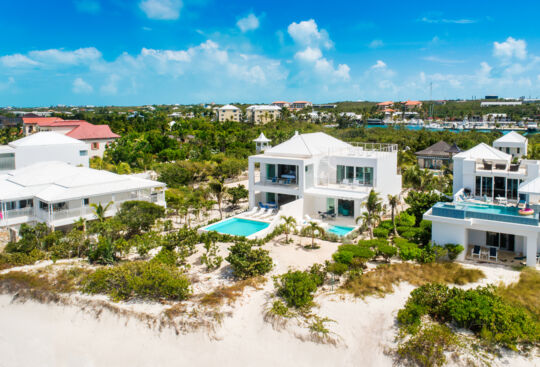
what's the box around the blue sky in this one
[1,0,539,106]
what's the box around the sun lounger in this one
[471,245,481,259]
[488,247,498,262]
[253,209,269,218]
[244,207,258,216]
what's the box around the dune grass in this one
[0,267,89,294]
[496,268,540,320]
[200,276,266,308]
[344,262,485,298]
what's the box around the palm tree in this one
[90,201,113,222]
[356,211,380,239]
[387,195,399,236]
[74,217,87,232]
[280,216,297,244]
[305,221,324,249]
[209,177,226,219]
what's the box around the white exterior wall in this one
[217,108,240,122]
[15,143,89,169]
[85,138,115,158]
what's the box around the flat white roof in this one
[0,145,15,154]
[9,132,85,147]
[0,161,165,202]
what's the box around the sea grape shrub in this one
[444,243,464,261]
[333,243,375,269]
[83,261,191,301]
[396,212,416,227]
[378,220,394,231]
[398,283,539,349]
[275,270,319,308]
[376,243,397,262]
[115,200,166,237]
[226,242,273,279]
[373,227,389,239]
[394,238,422,261]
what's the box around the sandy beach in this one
[0,236,536,367]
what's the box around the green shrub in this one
[151,248,178,266]
[396,323,460,367]
[378,220,394,230]
[226,242,273,279]
[334,243,376,267]
[326,262,348,275]
[373,227,389,239]
[115,200,165,237]
[87,236,117,265]
[397,212,416,227]
[83,261,191,301]
[308,263,327,286]
[400,228,420,241]
[394,238,422,261]
[377,243,397,262]
[0,248,46,269]
[275,270,318,308]
[358,238,387,248]
[444,244,464,261]
[398,283,539,349]
[332,250,354,265]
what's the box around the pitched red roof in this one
[65,121,120,140]
[22,117,64,125]
[377,101,393,106]
[404,100,422,106]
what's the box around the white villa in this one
[424,140,540,267]
[492,131,527,158]
[0,161,166,235]
[247,132,401,225]
[0,132,90,172]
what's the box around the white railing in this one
[3,207,34,219]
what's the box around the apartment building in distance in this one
[215,104,241,122]
[246,105,282,124]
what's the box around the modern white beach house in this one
[0,161,166,236]
[424,134,540,267]
[492,131,527,158]
[248,132,401,223]
[200,132,401,239]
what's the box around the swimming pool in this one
[432,202,540,226]
[328,225,355,236]
[203,218,270,237]
[440,202,520,215]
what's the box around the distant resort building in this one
[289,101,312,111]
[246,105,281,124]
[480,101,522,107]
[493,131,527,158]
[414,141,461,170]
[377,101,393,110]
[215,104,241,122]
[403,100,422,110]
[271,101,289,109]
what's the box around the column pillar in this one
[525,233,537,267]
[248,159,256,209]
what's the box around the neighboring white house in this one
[493,131,527,158]
[215,104,241,122]
[424,142,540,267]
[248,132,401,224]
[0,132,89,173]
[245,105,281,124]
[0,161,166,233]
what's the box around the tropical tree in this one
[356,190,383,239]
[227,184,249,209]
[305,221,324,249]
[91,201,113,222]
[209,177,226,219]
[387,194,399,236]
[280,215,297,244]
[356,211,380,239]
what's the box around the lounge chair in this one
[509,164,520,172]
[244,207,258,216]
[495,163,506,170]
[471,245,481,259]
[518,199,527,209]
[259,210,274,219]
[482,160,492,170]
[484,195,493,204]
[496,196,507,206]
[488,247,498,262]
[253,209,269,218]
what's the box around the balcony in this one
[475,161,527,175]
[1,207,34,220]
[431,202,539,226]
[255,177,298,190]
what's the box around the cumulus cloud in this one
[371,60,387,70]
[419,16,475,24]
[493,37,527,61]
[287,19,333,49]
[74,0,100,14]
[236,13,260,32]
[139,0,182,20]
[294,47,322,62]
[72,77,93,93]
[369,39,383,48]
[28,47,102,65]
[423,56,464,64]
[0,54,39,68]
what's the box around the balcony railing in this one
[255,178,298,188]
[2,207,34,219]
[431,202,539,226]
[475,162,527,175]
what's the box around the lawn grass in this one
[496,268,540,320]
[344,262,485,298]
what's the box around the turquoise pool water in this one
[441,202,521,216]
[328,225,355,236]
[204,218,269,237]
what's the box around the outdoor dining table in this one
[281,174,295,179]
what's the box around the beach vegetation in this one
[225,241,273,279]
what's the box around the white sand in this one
[0,243,537,367]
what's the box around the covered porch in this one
[303,188,367,226]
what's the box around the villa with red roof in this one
[403,100,423,110]
[22,117,119,158]
[377,101,394,110]
[289,101,312,111]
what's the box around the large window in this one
[337,165,373,185]
[475,176,481,196]
[476,176,493,198]
[507,179,519,200]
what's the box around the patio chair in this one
[483,195,493,204]
[482,160,492,170]
[488,247,498,262]
[271,177,277,183]
[342,178,350,185]
[497,196,507,206]
[495,163,506,170]
[518,199,527,209]
[509,164,520,172]
[471,245,481,259]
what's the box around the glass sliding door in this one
[482,177,493,198]
[266,164,276,180]
[326,198,335,214]
[345,166,354,180]
[494,176,506,199]
[365,167,373,185]
[475,176,481,196]
[507,179,519,200]
[337,165,345,183]
[337,199,354,217]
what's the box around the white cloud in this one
[287,19,333,49]
[295,47,322,62]
[28,47,102,65]
[236,13,260,32]
[493,37,527,61]
[72,77,93,93]
[139,0,182,20]
[0,54,39,68]
[420,16,476,24]
[423,56,464,64]
[369,40,383,48]
[100,74,120,95]
[371,60,387,70]
[74,0,100,14]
